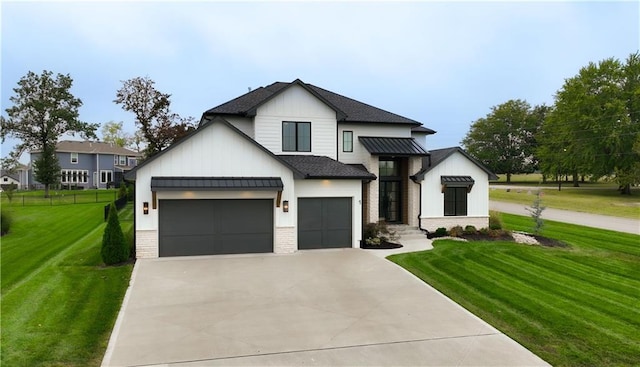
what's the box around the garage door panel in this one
[159,235,218,257]
[159,199,273,257]
[298,198,352,249]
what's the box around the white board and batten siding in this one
[295,179,363,248]
[420,151,491,230]
[224,116,255,139]
[337,123,412,165]
[134,121,297,257]
[254,84,338,159]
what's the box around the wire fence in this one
[1,190,118,207]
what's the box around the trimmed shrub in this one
[489,210,503,230]
[464,225,477,234]
[479,227,490,235]
[434,227,448,237]
[449,225,464,237]
[1,210,12,235]
[126,184,134,201]
[101,203,129,265]
[118,183,128,200]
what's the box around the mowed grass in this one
[490,186,640,219]
[389,214,640,367]
[1,189,118,207]
[1,202,133,366]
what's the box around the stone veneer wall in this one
[275,226,296,253]
[136,230,159,258]
[420,216,489,232]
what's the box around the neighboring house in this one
[30,141,142,189]
[126,79,497,258]
[1,164,29,190]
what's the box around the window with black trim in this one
[282,121,311,152]
[343,131,353,152]
[444,187,468,216]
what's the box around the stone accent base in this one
[420,216,489,232]
[275,226,296,253]
[136,230,159,258]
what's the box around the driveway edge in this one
[101,260,142,367]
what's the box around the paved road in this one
[490,201,640,235]
[102,250,549,366]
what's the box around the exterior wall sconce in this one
[143,202,149,215]
[283,200,289,212]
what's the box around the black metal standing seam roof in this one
[204,79,427,126]
[359,137,429,156]
[151,177,284,191]
[441,176,475,185]
[277,155,376,180]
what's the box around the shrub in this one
[479,227,490,235]
[126,184,134,201]
[118,183,128,200]
[489,210,503,230]
[1,210,12,235]
[363,221,399,244]
[464,225,477,234]
[101,203,129,265]
[449,225,464,237]
[434,227,448,237]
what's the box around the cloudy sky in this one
[2,1,638,161]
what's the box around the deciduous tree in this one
[101,121,132,148]
[1,70,98,197]
[114,77,195,158]
[462,99,541,182]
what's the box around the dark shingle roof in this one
[204,79,428,126]
[32,141,141,156]
[151,177,284,191]
[359,137,428,156]
[278,155,376,180]
[411,126,437,134]
[413,147,498,181]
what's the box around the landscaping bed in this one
[360,241,403,250]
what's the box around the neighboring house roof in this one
[359,137,429,156]
[278,155,376,180]
[151,177,284,191]
[32,141,141,156]
[204,79,429,127]
[0,170,19,181]
[413,147,499,180]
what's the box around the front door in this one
[379,158,402,223]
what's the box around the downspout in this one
[410,173,425,233]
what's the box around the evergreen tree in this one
[101,203,129,265]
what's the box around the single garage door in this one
[298,197,352,249]
[159,199,273,257]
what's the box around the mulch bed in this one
[531,234,569,247]
[430,232,568,248]
[360,241,403,250]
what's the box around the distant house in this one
[30,141,142,189]
[1,164,30,190]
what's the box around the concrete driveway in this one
[102,249,549,366]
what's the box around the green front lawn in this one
[1,203,133,366]
[490,186,640,219]
[389,215,640,367]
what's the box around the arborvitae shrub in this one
[1,210,12,235]
[101,203,129,265]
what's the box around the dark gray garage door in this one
[159,199,273,257]
[298,197,352,249]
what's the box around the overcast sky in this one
[2,1,638,162]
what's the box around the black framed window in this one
[343,131,353,152]
[444,187,468,216]
[282,121,311,152]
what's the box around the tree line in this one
[462,52,639,194]
[1,73,194,196]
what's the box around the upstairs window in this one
[70,152,78,164]
[343,131,353,152]
[282,121,311,152]
[119,155,126,165]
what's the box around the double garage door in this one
[159,199,273,257]
[158,197,352,257]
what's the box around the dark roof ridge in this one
[413,146,498,181]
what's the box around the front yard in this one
[1,202,133,366]
[389,214,640,367]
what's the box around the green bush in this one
[489,210,503,230]
[434,227,448,237]
[101,203,129,265]
[449,225,464,237]
[126,184,134,201]
[118,183,128,200]
[1,210,12,235]
[363,221,399,244]
[464,225,477,234]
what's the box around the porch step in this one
[386,225,426,239]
